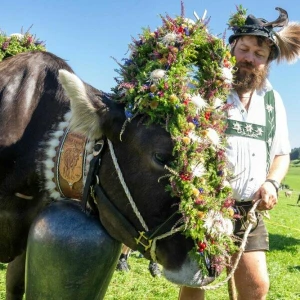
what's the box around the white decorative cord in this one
[107,139,149,231]
[150,225,185,262]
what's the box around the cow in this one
[0,51,217,299]
[285,190,293,197]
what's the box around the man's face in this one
[232,36,271,93]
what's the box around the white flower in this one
[213,97,224,109]
[222,67,233,84]
[192,163,206,178]
[161,32,180,46]
[206,128,219,146]
[222,180,231,188]
[150,69,166,82]
[222,218,234,235]
[188,131,202,143]
[10,33,24,40]
[203,210,233,237]
[190,94,208,112]
[183,18,195,26]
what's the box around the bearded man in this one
[179,7,300,300]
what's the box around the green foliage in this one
[227,4,248,29]
[0,30,46,61]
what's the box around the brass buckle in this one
[135,231,152,252]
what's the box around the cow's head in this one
[58,70,216,287]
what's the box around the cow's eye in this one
[153,153,172,166]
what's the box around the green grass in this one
[1,169,300,299]
[282,162,300,191]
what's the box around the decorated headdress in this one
[112,2,237,276]
[228,5,300,63]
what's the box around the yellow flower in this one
[192,188,200,197]
[228,207,235,217]
[197,211,206,219]
[169,94,178,103]
[182,137,191,145]
[188,122,196,130]
[159,57,168,65]
[150,84,157,92]
[150,101,158,109]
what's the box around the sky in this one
[1,0,299,148]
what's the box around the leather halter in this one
[82,139,182,256]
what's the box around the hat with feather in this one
[228,5,300,63]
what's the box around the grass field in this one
[0,167,299,299]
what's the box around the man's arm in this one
[266,153,290,183]
[253,154,290,210]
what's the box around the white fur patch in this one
[42,111,94,200]
[163,256,215,287]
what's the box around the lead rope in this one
[200,199,262,291]
[107,139,149,231]
[150,224,185,262]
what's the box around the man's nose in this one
[244,52,255,63]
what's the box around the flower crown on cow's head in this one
[112,2,237,275]
[0,28,46,61]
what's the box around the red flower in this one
[157,91,164,97]
[180,173,191,181]
[176,26,184,34]
[205,112,211,120]
[197,241,207,252]
[223,59,231,68]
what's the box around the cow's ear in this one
[58,70,105,140]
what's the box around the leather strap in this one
[54,129,88,199]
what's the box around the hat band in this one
[233,25,274,39]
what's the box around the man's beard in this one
[232,61,270,94]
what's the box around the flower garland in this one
[0,29,46,61]
[112,3,238,276]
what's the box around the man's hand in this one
[252,154,290,210]
[252,181,278,210]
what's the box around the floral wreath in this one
[0,28,46,61]
[111,2,239,276]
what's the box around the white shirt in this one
[226,80,291,201]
